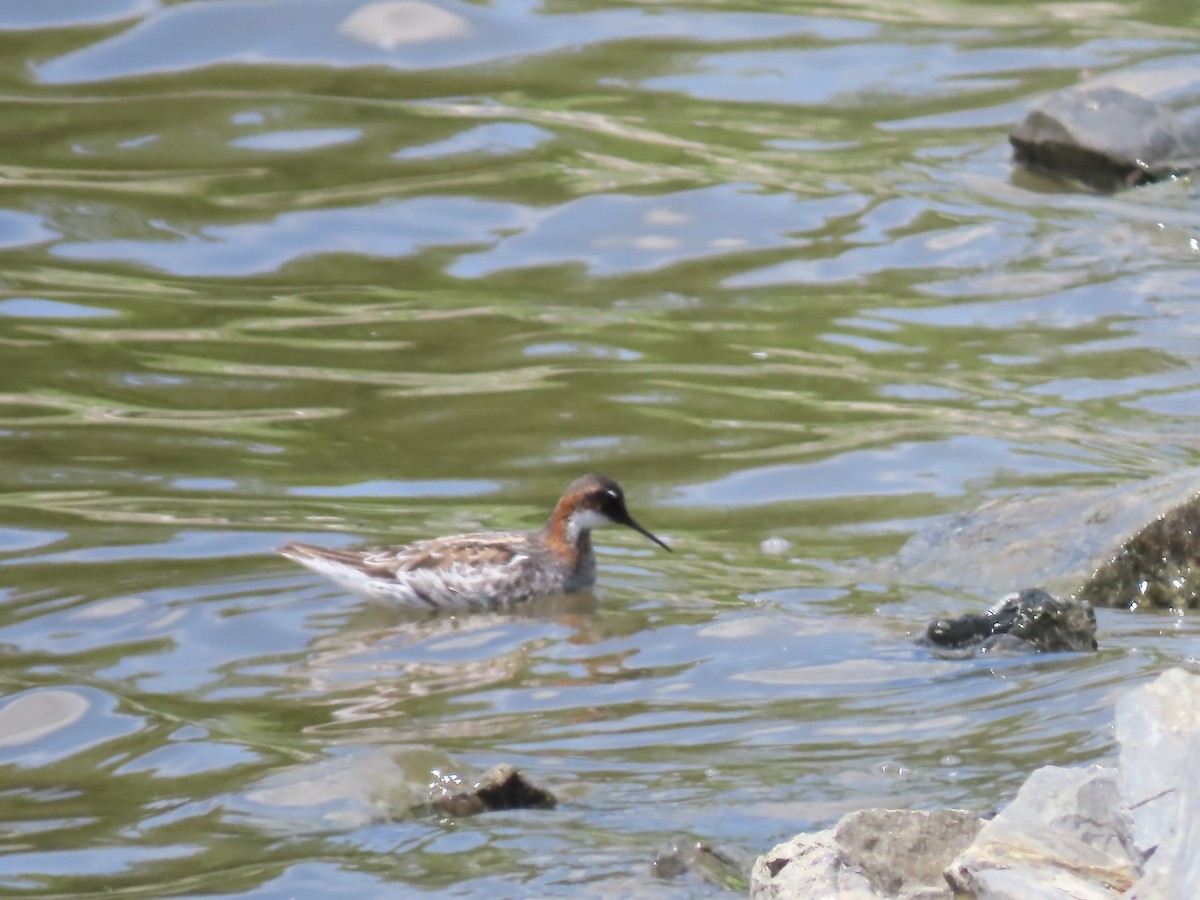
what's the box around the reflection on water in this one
[1,0,1200,895]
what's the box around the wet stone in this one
[1009,85,1199,191]
[429,763,556,817]
[923,587,1097,655]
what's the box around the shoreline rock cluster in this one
[750,667,1200,898]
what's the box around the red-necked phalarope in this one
[278,474,670,610]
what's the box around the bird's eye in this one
[606,489,620,500]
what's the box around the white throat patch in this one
[568,508,612,537]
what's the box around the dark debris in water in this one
[430,764,556,817]
[923,587,1098,656]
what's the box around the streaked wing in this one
[370,533,528,574]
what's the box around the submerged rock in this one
[651,840,745,890]
[430,763,556,817]
[1010,85,1198,191]
[887,468,1200,610]
[750,668,1200,899]
[234,752,557,829]
[923,588,1098,655]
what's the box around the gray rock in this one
[751,829,873,900]
[1121,669,1200,898]
[836,809,984,898]
[750,809,983,899]
[1116,668,1200,856]
[1129,727,1200,899]
[753,670,1200,900]
[1168,734,1200,891]
[1010,85,1197,191]
[945,765,1139,898]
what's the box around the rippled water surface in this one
[3,0,1200,896]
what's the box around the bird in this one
[277,473,670,610]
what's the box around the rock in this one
[1118,672,1200,897]
[945,766,1140,898]
[948,670,1200,898]
[1009,85,1198,191]
[1076,493,1200,610]
[1127,728,1200,899]
[1116,668,1200,859]
[750,808,983,899]
[923,588,1098,655]
[751,829,874,900]
[887,468,1200,609]
[752,669,1200,900]
[835,809,985,898]
[231,752,556,830]
[429,764,556,817]
[650,840,745,890]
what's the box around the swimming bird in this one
[278,474,670,610]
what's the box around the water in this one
[2,0,1200,896]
